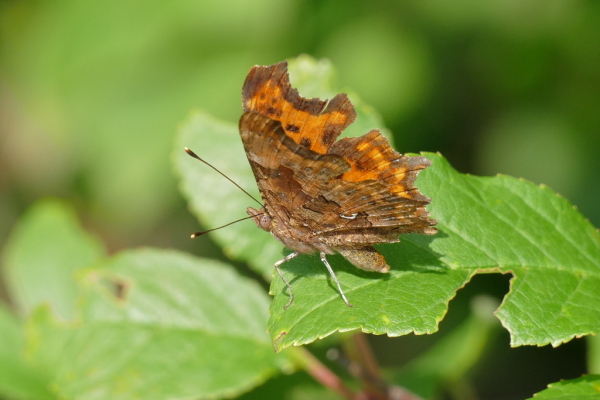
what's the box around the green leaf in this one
[174,56,599,351]
[27,248,289,400]
[173,55,390,277]
[0,304,53,400]
[422,154,600,347]
[267,153,600,351]
[527,375,600,399]
[267,250,471,350]
[2,199,105,320]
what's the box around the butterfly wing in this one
[302,130,437,238]
[239,112,352,252]
[240,61,437,271]
[242,61,356,154]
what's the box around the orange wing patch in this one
[242,61,356,154]
[329,130,431,201]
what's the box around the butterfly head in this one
[247,207,272,232]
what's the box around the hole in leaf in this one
[99,276,130,301]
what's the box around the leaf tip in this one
[273,331,287,353]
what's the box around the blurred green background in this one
[1,0,598,399]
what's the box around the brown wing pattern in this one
[242,61,356,154]
[239,112,350,198]
[303,180,435,234]
[330,130,431,200]
[240,61,437,256]
[239,112,354,250]
[297,129,436,240]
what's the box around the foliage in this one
[1,201,288,400]
[174,57,598,398]
[526,375,600,400]
[1,54,596,400]
[2,1,600,397]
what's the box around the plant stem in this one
[289,347,358,400]
[341,333,426,400]
[288,336,426,400]
[351,333,384,383]
[342,333,387,399]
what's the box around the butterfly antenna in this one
[184,147,263,207]
[191,214,260,238]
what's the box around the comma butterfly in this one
[237,61,437,308]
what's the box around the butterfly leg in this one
[320,252,353,307]
[274,251,299,309]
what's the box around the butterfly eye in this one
[259,214,272,230]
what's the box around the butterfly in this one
[238,61,437,308]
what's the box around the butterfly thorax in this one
[247,206,330,254]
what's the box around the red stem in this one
[292,347,358,400]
